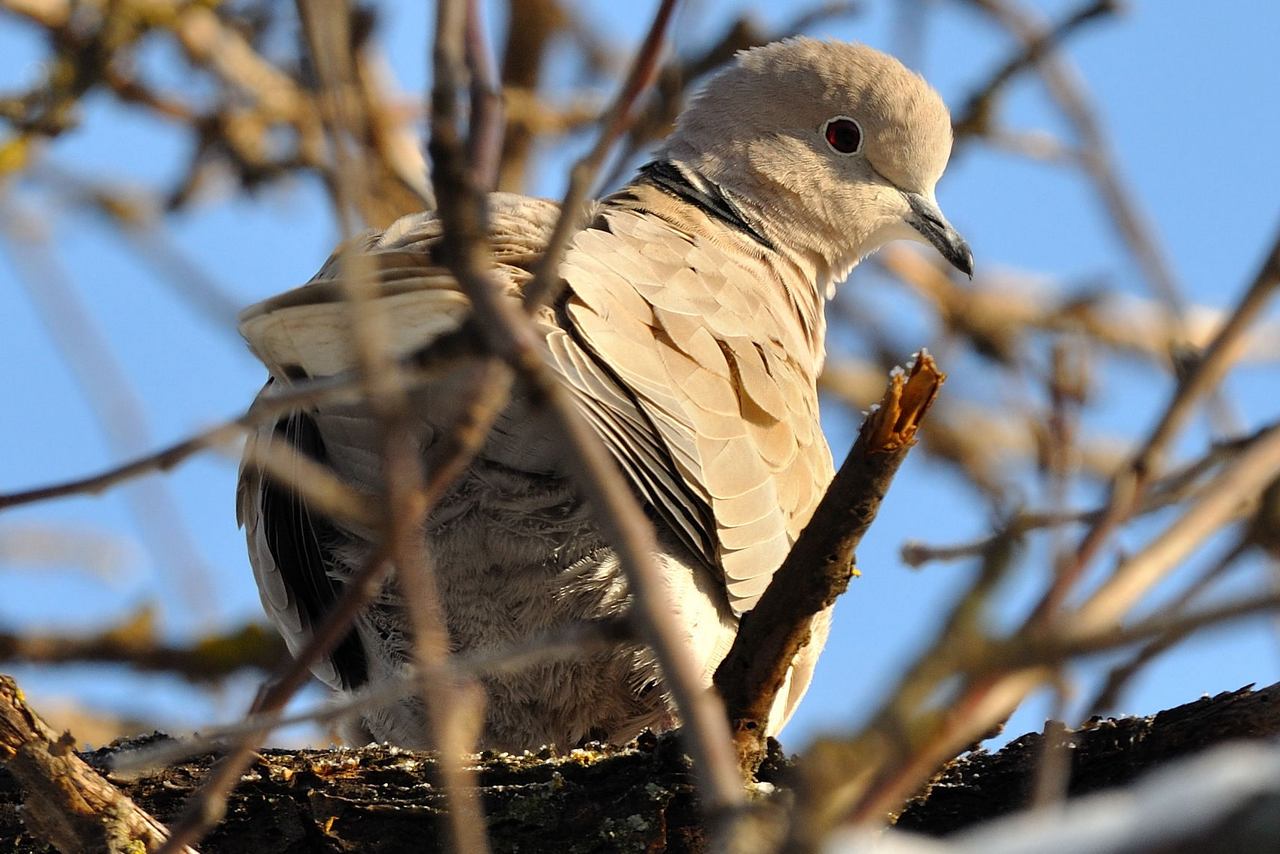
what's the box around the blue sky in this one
[2,1,1278,750]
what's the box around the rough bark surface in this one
[897,682,1280,835]
[1,685,1277,852]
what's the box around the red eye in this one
[823,117,863,154]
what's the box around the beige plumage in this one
[237,38,971,750]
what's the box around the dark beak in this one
[905,192,973,278]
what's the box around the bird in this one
[236,38,972,752]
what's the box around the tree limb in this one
[0,674,195,853]
[715,352,945,774]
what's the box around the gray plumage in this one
[237,38,971,751]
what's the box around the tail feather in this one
[238,279,470,379]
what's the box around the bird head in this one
[659,38,972,282]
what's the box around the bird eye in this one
[823,116,863,155]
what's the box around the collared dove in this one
[237,38,971,750]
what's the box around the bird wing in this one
[553,192,834,613]
[236,398,369,691]
[237,193,561,689]
[238,190,833,629]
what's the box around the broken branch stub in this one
[713,352,946,775]
[0,674,195,853]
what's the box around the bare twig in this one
[1036,227,1280,621]
[521,0,679,311]
[961,0,1187,323]
[953,0,1117,140]
[1085,536,1252,715]
[0,206,218,623]
[112,616,633,774]
[465,0,503,190]
[0,422,246,511]
[309,4,486,852]
[0,339,495,513]
[901,423,1273,567]
[496,0,566,191]
[429,0,745,826]
[156,545,392,854]
[1075,422,1280,634]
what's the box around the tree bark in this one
[1,683,1278,852]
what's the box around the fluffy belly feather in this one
[337,460,737,751]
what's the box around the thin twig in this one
[1075,422,1280,634]
[0,207,218,624]
[961,0,1187,323]
[1036,227,1280,621]
[901,423,1273,567]
[156,545,392,854]
[465,0,503,190]
[0,332,497,513]
[520,0,679,311]
[429,0,746,827]
[953,0,1117,140]
[1084,536,1252,715]
[310,3,487,851]
[111,616,633,774]
[0,613,284,681]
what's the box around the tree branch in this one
[715,352,945,774]
[0,674,195,853]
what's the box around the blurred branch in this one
[1084,535,1252,714]
[1037,226,1280,620]
[429,0,749,831]
[0,523,137,579]
[0,610,285,681]
[496,0,565,190]
[878,246,1280,368]
[596,2,862,189]
[0,204,217,623]
[1074,422,1280,634]
[901,423,1274,568]
[112,616,632,775]
[521,0,679,309]
[959,0,1189,328]
[953,0,1118,139]
[822,357,1130,496]
[1,0,426,221]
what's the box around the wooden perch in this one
[0,675,193,853]
[897,682,1280,835]
[3,679,1279,852]
[714,353,945,774]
